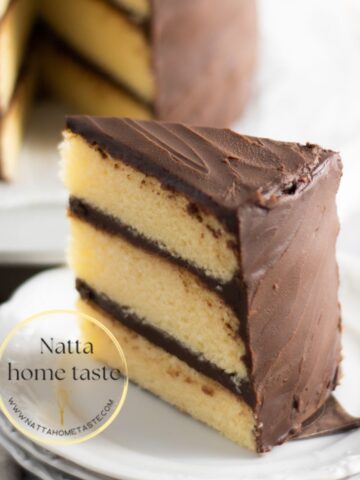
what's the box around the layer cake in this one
[0,0,257,180]
[63,116,351,452]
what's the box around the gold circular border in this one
[0,309,129,446]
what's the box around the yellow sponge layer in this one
[41,41,152,119]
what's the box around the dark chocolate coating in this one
[151,0,257,126]
[239,157,342,450]
[66,116,349,452]
[295,395,360,440]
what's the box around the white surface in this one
[234,0,360,226]
[0,0,360,264]
[0,256,359,480]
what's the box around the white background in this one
[237,0,360,257]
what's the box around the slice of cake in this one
[62,116,347,452]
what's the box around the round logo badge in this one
[0,309,128,445]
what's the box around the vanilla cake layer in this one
[41,41,152,120]
[40,0,153,103]
[0,0,35,111]
[0,60,36,180]
[70,217,247,379]
[79,298,256,451]
[63,132,238,283]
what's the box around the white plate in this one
[0,257,360,480]
[0,415,107,480]
[0,429,64,480]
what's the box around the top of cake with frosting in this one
[66,116,341,229]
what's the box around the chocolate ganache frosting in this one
[66,116,360,451]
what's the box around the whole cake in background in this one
[0,0,257,180]
[63,115,360,453]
